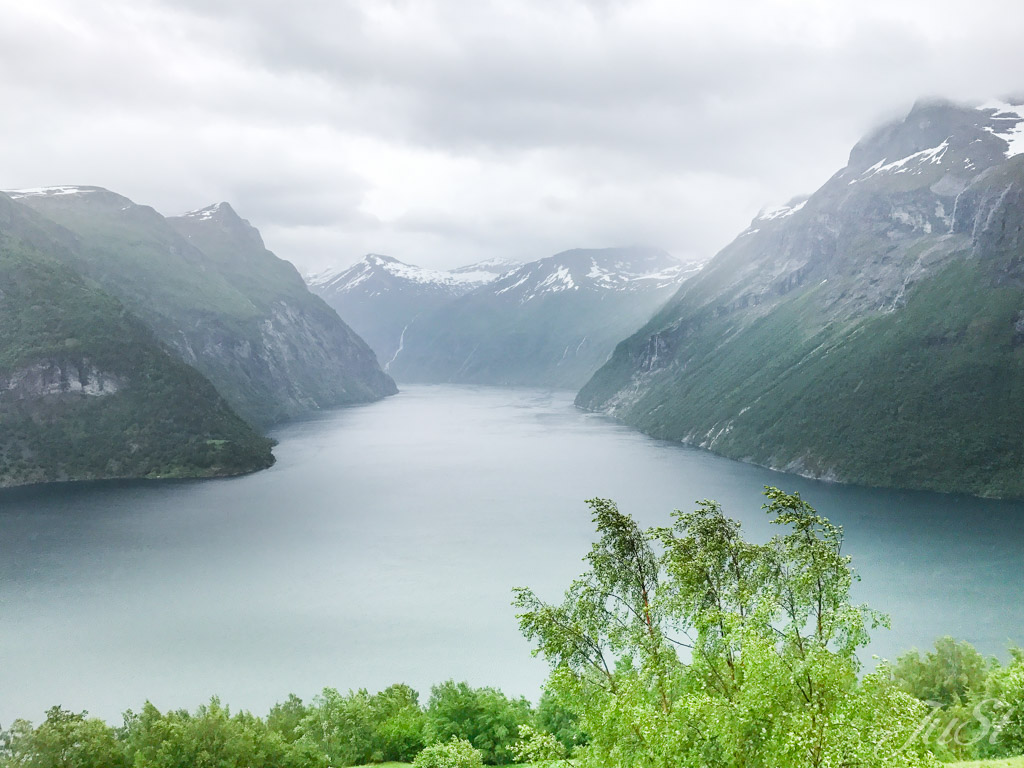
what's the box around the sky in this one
[2,0,1023,274]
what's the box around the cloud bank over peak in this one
[3,0,1023,271]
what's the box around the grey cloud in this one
[2,0,1023,273]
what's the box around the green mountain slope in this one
[0,193,274,486]
[9,190,395,428]
[578,99,1024,498]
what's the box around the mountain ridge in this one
[308,253,521,364]
[387,246,702,388]
[9,187,397,429]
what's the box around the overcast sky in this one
[2,0,1023,273]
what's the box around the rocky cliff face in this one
[3,361,124,399]
[578,98,1024,499]
[9,190,396,428]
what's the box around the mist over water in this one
[1,385,1022,724]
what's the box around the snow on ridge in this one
[586,258,691,287]
[6,185,88,199]
[312,252,691,300]
[501,256,692,303]
[978,99,1024,158]
[306,266,346,288]
[381,258,478,286]
[451,257,522,275]
[182,202,222,221]
[849,139,950,185]
[308,254,507,293]
[495,273,530,296]
[446,269,499,284]
[757,200,807,222]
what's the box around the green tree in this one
[297,688,376,766]
[119,698,318,768]
[267,694,308,744]
[0,707,126,768]
[426,681,532,765]
[514,489,938,768]
[371,683,427,762]
[534,689,585,752]
[975,647,1024,758]
[894,636,991,707]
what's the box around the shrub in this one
[414,737,484,768]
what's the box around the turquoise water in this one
[1,385,1022,723]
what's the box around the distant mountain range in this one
[308,254,520,365]
[578,98,1024,498]
[0,187,395,487]
[310,247,701,388]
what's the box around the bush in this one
[414,737,484,768]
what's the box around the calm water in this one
[1,385,1023,724]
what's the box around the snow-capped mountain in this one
[308,253,517,296]
[307,254,521,364]
[386,246,702,388]
[484,246,698,304]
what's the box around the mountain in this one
[577,98,1024,499]
[8,190,396,428]
[0,192,274,487]
[307,254,519,366]
[387,246,701,388]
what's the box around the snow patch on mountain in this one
[6,186,89,199]
[450,258,522,277]
[495,274,531,296]
[488,249,698,305]
[307,254,516,296]
[850,139,951,185]
[741,198,809,234]
[978,100,1024,158]
[757,200,807,221]
[182,203,224,221]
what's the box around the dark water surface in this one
[2,386,1022,723]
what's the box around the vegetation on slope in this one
[0,232,274,487]
[583,258,1024,497]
